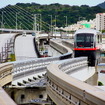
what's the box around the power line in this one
[0,4,53,31]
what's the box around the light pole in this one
[33,14,37,33]
[55,15,57,38]
[16,12,19,30]
[37,14,42,33]
[48,15,53,34]
[64,16,68,35]
[1,11,6,28]
[39,14,42,32]
[19,22,22,30]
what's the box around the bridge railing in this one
[0,62,13,86]
[12,54,72,80]
[58,57,88,74]
[12,51,72,82]
[0,38,13,63]
[12,37,73,80]
[0,33,19,63]
[47,57,105,105]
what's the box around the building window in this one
[21,94,25,102]
[39,94,43,98]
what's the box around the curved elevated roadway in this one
[15,34,38,60]
[47,58,105,105]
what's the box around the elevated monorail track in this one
[0,33,105,105]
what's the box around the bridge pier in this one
[5,87,47,105]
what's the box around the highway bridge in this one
[0,32,105,105]
[0,28,35,33]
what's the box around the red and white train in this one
[74,28,102,66]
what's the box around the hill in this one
[15,3,105,25]
[97,1,105,9]
[0,3,105,31]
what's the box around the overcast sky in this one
[0,0,105,8]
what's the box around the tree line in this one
[0,3,105,31]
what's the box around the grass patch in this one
[98,81,104,86]
[8,54,16,62]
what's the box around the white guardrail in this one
[12,56,61,80]
[12,52,72,81]
[58,57,88,74]
[47,57,105,105]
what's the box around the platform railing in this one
[58,57,87,74]
[47,57,105,105]
[12,56,64,80]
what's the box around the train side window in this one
[100,35,102,43]
[99,34,102,43]
[97,35,100,43]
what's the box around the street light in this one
[48,15,53,35]
[64,16,68,35]
[33,14,37,33]
[39,14,42,32]
[19,22,22,30]
[55,15,57,38]
[33,14,41,33]
[1,11,6,28]
[16,12,19,30]
[37,14,42,33]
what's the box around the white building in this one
[96,13,105,31]
[62,19,96,31]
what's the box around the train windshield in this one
[76,33,94,48]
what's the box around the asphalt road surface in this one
[15,34,37,61]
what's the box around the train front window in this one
[76,33,94,48]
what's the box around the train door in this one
[95,33,102,64]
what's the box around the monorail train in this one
[74,28,102,66]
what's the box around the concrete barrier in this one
[0,63,16,105]
[47,58,105,105]
[50,39,73,54]
[0,63,13,86]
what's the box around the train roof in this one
[75,28,101,35]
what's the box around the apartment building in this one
[96,13,105,31]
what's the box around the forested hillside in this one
[97,1,105,9]
[0,3,105,31]
[15,3,105,26]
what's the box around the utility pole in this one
[16,12,19,30]
[33,14,37,33]
[1,11,3,28]
[39,14,42,32]
[37,14,42,33]
[1,11,5,28]
[19,22,22,30]
[48,15,53,35]
[64,16,68,35]
[55,15,57,38]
